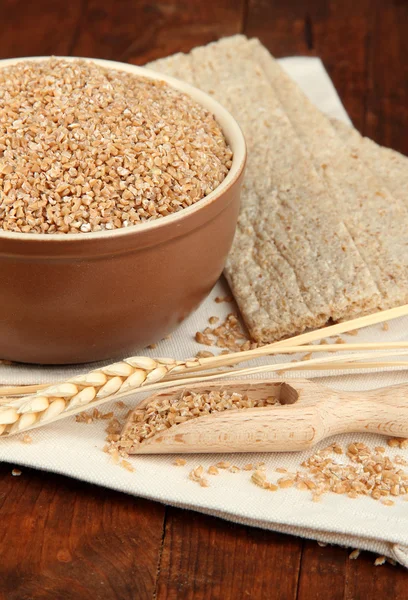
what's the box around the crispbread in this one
[249,37,408,312]
[330,118,408,207]
[146,52,195,85]
[149,37,380,342]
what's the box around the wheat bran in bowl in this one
[0,56,245,364]
[0,58,232,234]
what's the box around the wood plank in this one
[364,0,408,154]
[345,548,408,599]
[0,463,165,600]
[245,0,373,131]
[156,507,302,600]
[0,0,82,58]
[70,0,245,64]
[297,541,347,600]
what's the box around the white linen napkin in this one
[1,57,407,567]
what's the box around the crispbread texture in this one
[148,37,380,342]
[330,118,408,208]
[147,53,195,85]
[249,37,408,312]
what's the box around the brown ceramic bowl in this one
[0,57,246,365]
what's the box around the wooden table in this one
[1,1,407,597]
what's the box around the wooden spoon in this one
[122,378,408,454]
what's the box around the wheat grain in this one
[277,478,294,488]
[121,389,278,450]
[17,396,49,414]
[120,460,135,473]
[0,406,19,424]
[115,401,127,409]
[251,470,267,488]
[216,461,231,469]
[40,399,66,421]
[208,466,219,475]
[41,384,78,398]
[215,296,233,303]
[68,386,97,408]
[71,373,108,386]
[195,351,215,359]
[97,377,123,399]
[387,437,408,449]
[196,312,257,352]
[9,412,37,433]
[248,442,408,506]
[0,59,231,234]
[189,465,208,487]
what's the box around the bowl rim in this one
[0,55,246,243]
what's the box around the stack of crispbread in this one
[148,36,408,343]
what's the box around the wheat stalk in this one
[0,304,408,396]
[3,341,408,399]
[1,303,407,436]
[3,302,408,399]
[1,347,408,437]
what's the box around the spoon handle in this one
[329,383,408,438]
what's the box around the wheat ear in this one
[2,303,408,436]
[1,348,408,437]
[3,341,408,399]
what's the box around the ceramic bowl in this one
[0,57,246,364]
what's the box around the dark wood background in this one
[0,0,408,598]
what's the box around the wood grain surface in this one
[0,0,407,598]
